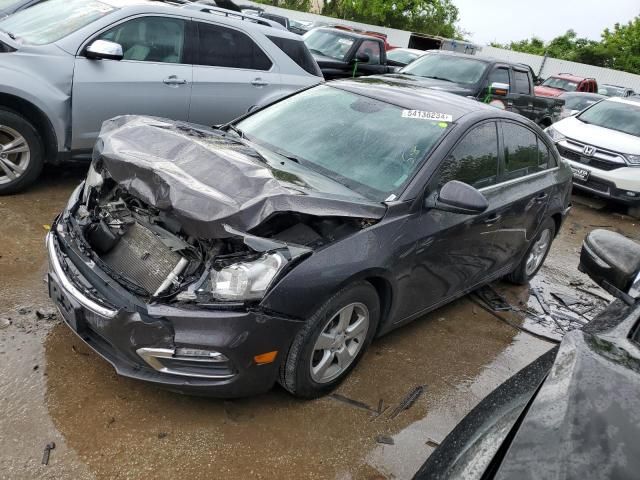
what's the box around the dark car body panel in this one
[416,299,640,479]
[49,78,572,395]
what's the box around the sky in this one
[452,0,640,45]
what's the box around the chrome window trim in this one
[480,166,560,193]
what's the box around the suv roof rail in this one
[181,3,286,30]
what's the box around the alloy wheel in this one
[310,302,370,384]
[0,125,31,185]
[525,229,552,276]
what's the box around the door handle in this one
[534,192,548,203]
[163,75,187,86]
[484,214,502,225]
[251,78,269,87]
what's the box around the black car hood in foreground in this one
[92,116,386,238]
[416,300,640,479]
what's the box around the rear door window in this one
[268,35,319,76]
[501,122,543,180]
[513,70,531,94]
[196,22,272,70]
[436,122,500,189]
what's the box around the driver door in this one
[71,15,192,151]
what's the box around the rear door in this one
[71,15,192,151]
[493,120,556,261]
[189,21,281,126]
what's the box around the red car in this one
[535,73,598,97]
[331,24,397,51]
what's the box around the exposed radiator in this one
[101,222,183,295]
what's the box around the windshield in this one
[303,29,355,61]
[0,0,115,45]
[0,0,21,10]
[598,85,625,97]
[400,54,487,85]
[387,49,421,65]
[236,85,452,200]
[578,100,640,137]
[563,95,602,111]
[542,77,578,92]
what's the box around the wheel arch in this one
[0,93,58,164]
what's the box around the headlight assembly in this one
[545,126,565,143]
[211,252,286,301]
[626,154,640,166]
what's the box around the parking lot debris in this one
[576,287,611,302]
[426,439,440,448]
[35,309,56,321]
[376,435,395,445]
[0,318,10,329]
[41,442,55,465]
[551,292,581,307]
[475,286,512,311]
[329,393,377,414]
[531,289,551,315]
[389,385,424,419]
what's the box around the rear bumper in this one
[47,230,302,397]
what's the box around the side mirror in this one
[428,180,489,215]
[353,52,370,64]
[489,82,510,96]
[579,230,640,303]
[86,39,123,61]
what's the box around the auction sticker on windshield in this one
[402,110,453,122]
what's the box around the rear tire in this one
[629,205,640,220]
[506,217,556,285]
[0,109,44,195]
[279,281,380,399]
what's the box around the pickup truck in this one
[384,51,564,127]
[535,73,598,97]
[303,27,396,80]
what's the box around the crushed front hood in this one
[92,116,386,238]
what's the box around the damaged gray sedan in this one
[48,78,572,398]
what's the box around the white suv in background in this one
[546,97,640,218]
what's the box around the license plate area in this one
[48,274,85,333]
[571,166,590,182]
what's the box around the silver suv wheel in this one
[0,125,31,185]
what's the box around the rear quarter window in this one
[267,35,320,76]
[196,22,272,71]
[502,122,551,180]
[513,70,531,94]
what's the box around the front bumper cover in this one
[47,229,303,397]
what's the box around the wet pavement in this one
[1,169,639,480]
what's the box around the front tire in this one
[0,109,44,195]
[279,281,380,398]
[506,217,556,285]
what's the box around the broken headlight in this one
[211,252,286,301]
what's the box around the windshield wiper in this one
[275,150,301,164]
[0,29,16,40]
[422,75,454,82]
[224,124,244,138]
[308,48,324,55]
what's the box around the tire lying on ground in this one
[279,281,380,398]
[0,109,44,195]
[506,217,556,285]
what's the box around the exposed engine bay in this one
[69,180,374,303]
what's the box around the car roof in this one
[389,48,428,55]
[609,96,640,107]
[311,27,382,41]
[421,50,533,70]
[328,76,514,122]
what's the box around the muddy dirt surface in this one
[1,169,639,480]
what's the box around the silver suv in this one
[0,0,322,193]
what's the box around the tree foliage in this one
[320,0,461,38]
[491,17,640,75]
[252,0,311,12]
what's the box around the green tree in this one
[252,0,311,12]
[491,17,640,75]
[321,0,461,38]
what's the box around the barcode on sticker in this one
[402,110,453,122]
